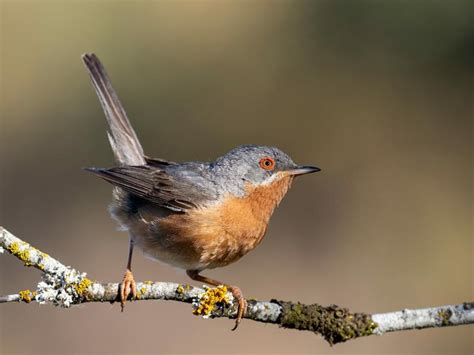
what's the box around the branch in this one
[1,226,472,345]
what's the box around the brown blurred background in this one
[1,1,473,354]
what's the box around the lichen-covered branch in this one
[1,226,473,345]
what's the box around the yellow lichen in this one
[7,242,33,266]
[137,286,147,299]
[176,285,185,294]
[18,289,36,303]
[74,278,92,296]
[7,242,20,254]
[193,285,230,317]
[438,309,453,326]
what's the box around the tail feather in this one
[82,53,145,166]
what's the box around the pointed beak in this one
[287,165,321,176]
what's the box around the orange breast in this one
[159,173,294,269]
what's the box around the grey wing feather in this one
[85,165,216,212]
[82,53,145,166]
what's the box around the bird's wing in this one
[85,165,216,212]
[144,156,178,167]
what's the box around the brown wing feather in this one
[86,165,212,212]
[144,156,178,167]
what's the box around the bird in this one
[81,53,320,330]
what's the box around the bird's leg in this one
[186,270,247,331]
[120,238,137,311]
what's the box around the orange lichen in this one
[193,285,230,317]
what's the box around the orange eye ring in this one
[259,156,275,171]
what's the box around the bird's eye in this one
[259,157,275,171]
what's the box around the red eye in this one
[259,157,275,171]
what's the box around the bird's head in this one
[211,145,320,196]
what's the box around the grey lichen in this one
[463,302,474,310]
[35,270,93,307]
[275,300,378,345]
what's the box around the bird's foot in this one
[119,269,137,311]
[228,285,247,331]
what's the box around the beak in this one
[287,165,321,176]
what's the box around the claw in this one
[229,286,247,331]
[120,269,137,311]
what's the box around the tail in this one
[82,53,146,166]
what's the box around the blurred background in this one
[1,1,473,354]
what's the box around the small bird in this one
[82,53,320,329]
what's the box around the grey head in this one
[209,145,320,197]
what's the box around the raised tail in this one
[82,53,146,166]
